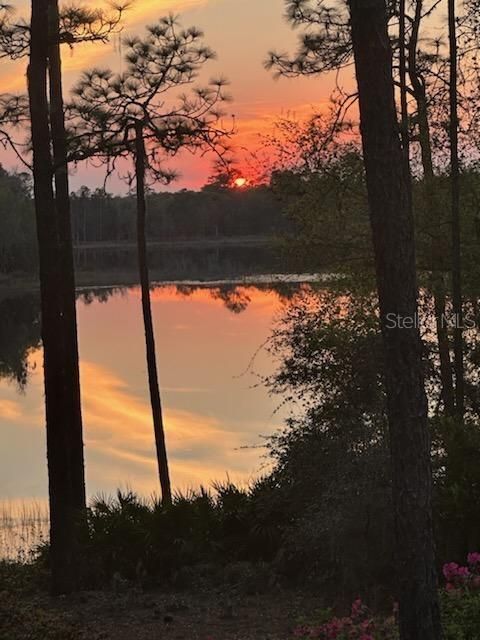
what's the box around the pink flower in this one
[443,562,459,581]
[443,562,469,582]
[351,598,364,618]
[457,566,470,578]
[468,552,480,567]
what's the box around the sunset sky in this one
[0,0,338,192]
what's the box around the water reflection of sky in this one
[0,285,286,500]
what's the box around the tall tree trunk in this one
[47,0,86,513]
[134,122,172,505]
[434,279,456,414]
[398,0,409,164]
[408,0,455,416]
[448,0,464,419]
[28,0,82,596]
[348,1,442,638]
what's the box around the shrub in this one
[442,553,480,592]
[441,552,480,639]
[442,590,480,640]
[82,485,284,587]
[292,598,398,639]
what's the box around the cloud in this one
[0,398,23,421]
[1,0,215,89]
[118,0,214,27]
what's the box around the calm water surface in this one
[0,281,294,503]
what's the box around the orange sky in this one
[0,0,339,191]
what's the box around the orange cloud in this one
[1,0,214,89]
[0,398,23,421]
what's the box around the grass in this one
[0,499,49,563]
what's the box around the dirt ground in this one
[69,589,317,640]
[6,588,320,640]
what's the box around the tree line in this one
[0,173,286,275]
[0,166,36,273]
[70,184,286,243]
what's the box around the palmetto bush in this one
[82,482,286,587]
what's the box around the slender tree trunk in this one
[408,0,435,181]
[398,0,409,164]
[134,122,172,505]
[348,1,442,638]
[28,0,81,596]
[47,0,86,514]
[408,0,455,416]
[434,279,455,414]
[448,0,464,419]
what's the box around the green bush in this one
[442,590,480,639]
[82,485,284,587]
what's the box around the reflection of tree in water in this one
[76,280,307,315]
[0,294,41,388]
[168,281,304,314]
[0,288,123,390]
[210,287,252,314]
[77,287,125,306]
[0,282,342,392]
[166,283,253,313]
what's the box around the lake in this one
[0,278,309,508]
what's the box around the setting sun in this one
[234,177,248,188]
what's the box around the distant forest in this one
[0,166,287,275]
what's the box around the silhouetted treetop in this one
[0,2,127,59]
[266,0,352,76]
[68,15,231,182]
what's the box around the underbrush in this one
[293,554,480,640]
[293,598,398,639]
[4,534,480,640]
[79,483,285,592]
[68,473,395,606]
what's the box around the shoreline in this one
[0,270,335,298]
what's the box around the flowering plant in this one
[443,552,480,593]
[292,599,397,639]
